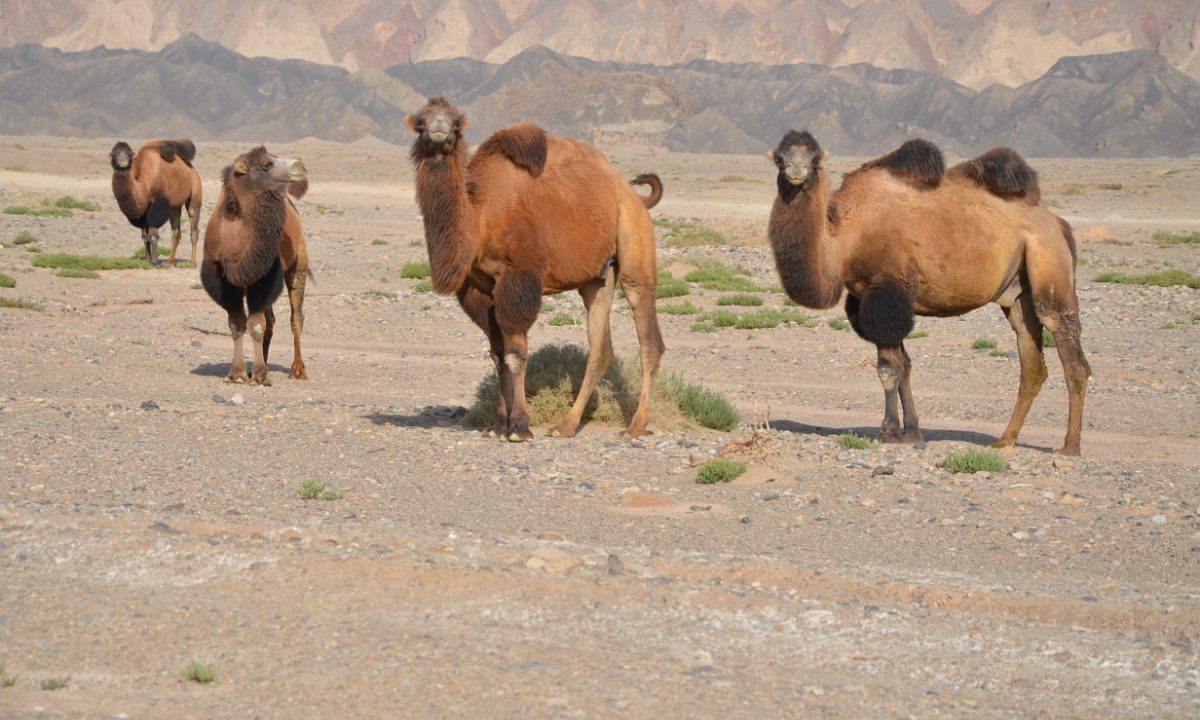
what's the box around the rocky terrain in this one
[2,36,1199,156]
[4,0,1198,90]
[0,136,1198,717]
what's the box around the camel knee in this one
[249,322,266,342]
[503,351,526,376]
[877,364,900,391]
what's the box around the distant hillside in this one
[1,36,1197,157]
[4,0,1198,92]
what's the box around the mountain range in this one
[0,35,1197,157]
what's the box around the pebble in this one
[229,394,246,406]
[212,394,226,404]
[0,507,12,522]
[607,554,626,575]
[1011,530,1030,540]
[140,400,158,411]
[913,442,929,450]
[740,516,752,524]
[148,522,180,535]
[1151,514,1167,525]
[872,466,894,476]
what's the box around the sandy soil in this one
[1,136,1199,719]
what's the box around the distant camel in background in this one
[200,147,311,386]
[767,131,1089,455]
[109,139,202,266]
[406,96,665,442]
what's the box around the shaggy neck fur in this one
[112,163,150,228]
[768,168,844,310]
[411,139,477,294]
[221,170,289,288]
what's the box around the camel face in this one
[110,141,134,171]
[232,147,306,195]
[770,130,826,188]
[405,96,468,156]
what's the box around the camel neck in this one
[413,141,476,294]
[767,169,844,310]
[220,185,288,288]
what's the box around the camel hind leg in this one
[549,263,618,438]
[245,259,285,386]
[165,206,182,267]
[616,273,665,439]
[993,291,1048,452]
[284,264,308,380]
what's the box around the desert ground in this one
[1,136,1199,719]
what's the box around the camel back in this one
[860,139,944,186]
[476,123,547,177]
[948,148,1040,203]
[150,139,196,165]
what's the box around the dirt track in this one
[1,137,1199,718]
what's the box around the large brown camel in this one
[405,96,666,442]
[767,131,1090,455]
[110,139,203,266]
[200,147,311,386]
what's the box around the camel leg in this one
[284,265,308,380]
[165,207,182,267]
[1037,305,1090,456]
[875,344,907,443]
[188,196,201,265]
[226,306,250,384]
[549,267,617,438]
[247,308,272,387]
[493,271,542,443]
[993,292,1047,452]
[458,285,511,437]
[896,342,923,442]
[617,275,665,439]
[262,305,275,368]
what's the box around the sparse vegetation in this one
[690,322,717,333]
[371,239,388,245]
[313,203,343,215]
[412,280,433,293]
[3,205,72,217]
[409,239,424,247]
[1,670,17,687]
[696,459,747,484]
[41,677,70,691]
[972,338,998,350]
[33,253,152,271]
[0,297,44,311]
[942,447,1007,474]
[0,273,14,288]
[708,309,737,327]
[906,329,930,339]
[400,261,431,279]
[836,432,876,450]
[420,303,432,310]
[1,164,30,172]
[718,174,748,182]
[190,283,203,290]
[676,254,751,277]
[1152,232,1200,245]
[658,218,728,248]
[322,487,346,500]
[547,313,581,326]
[54,195,101,211]
[366,289,392,297]
[540,302,555,313]
[297,480,327,500]
[179,661,217,684]
[660,372,741,431]
[716,293,764,307]
[659,300,700,315]
[25,245,42,253]
[1042,329,1057,348]
[990,348,1008,357]
[827,316,849,331]
[55,268,101,279]
[656,271,691,298]
[12,233,37,245]
[1094,269,1200,288]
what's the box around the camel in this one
[200,147,311,386]
[405,96,665,442]
[110,139,203,266]
[767,131,1090,455]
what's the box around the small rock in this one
[1006,351,1018,359]
[212,394,226,404]
[539,531,566,542]
[140,400,159,411]
[607,554,626,575]
[1011,530,1031,540]
[229,394,246,406]
[689,452,707,463]
[740,516,752,524]
[531,548,578,573]
[1059,492,1088,505]
[148,522,180,535]
[1052,459,1075,470]
[913,441,930,450]
[1151,514,1167,525]
[191,340,202,347]
[871,465,894,477]
[28,483,44,493]
[525,556,546,570]
[762,493,780,501]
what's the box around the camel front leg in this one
[493,271,542,442]
[896,342,923,442]
[875,344,907,443]
[1044,311,1090,456]
[187,198,201,266]
[457,285,510,437]
[165,208,182,267]
[993,293,1048,452]
[226,307,250,384]
[550,267,617,438]
[616,275,665,439]
[247,309,272,386]
[284,265,308,379]
[501,335,533,442]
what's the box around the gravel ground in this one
[0,137,1198,719]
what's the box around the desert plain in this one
[0,136,1199,718]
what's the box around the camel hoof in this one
[900,431,925,445]
[505,430,534,443]
[289,369,308,380]
[250,377,272,387]
[1053,447,1082,457]
[224,376,247,384]
[879,434,904,444]
[548,430,561,438]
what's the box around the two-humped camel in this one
[405,96,665,442]
[110,139,203,266]
[768,131,1090,455]
[200,147,311,386]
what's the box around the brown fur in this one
[110,139,202,266]
[768,132,1090,455]
[201,147,311,386]
[406,97,666,442]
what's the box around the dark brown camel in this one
[110,139,203,266]
[405,96,666,442]
[768,131,1090,455]
[200,147,311,386]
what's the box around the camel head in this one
[110,141,135,171]
[225,146,307,196]
[405,96,468,160]
[769,131,829,191]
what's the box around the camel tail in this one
[865,139,944,185]
[478,122,547,177]
[951,148,1040,201]
[631,173,663,209]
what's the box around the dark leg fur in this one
[201,261,247,317]
[458,286,514,438]
[246,258,284,316]
[145,196,172,229]
[847,282,916,346]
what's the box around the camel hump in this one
[170,139,197,164]
[952,147,1039,199]
[864,139,944,185]
[154,141,177,164]
[631,173,663,209]
[478,122,548,177]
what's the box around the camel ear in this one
[233,160,249,175]
[404,114,419,132]
[459,115,469,132]
[766,149,777,163]
[819,150,830,165]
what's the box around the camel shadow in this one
[766,419,1054,453]
[364,411,474,431]
[191,362,293,378]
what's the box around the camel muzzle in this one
[785,165,809,185]
[427,117,451,142]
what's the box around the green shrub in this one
[400,261,431,279]
[412,280,433,293]
[55,269,101,279]
[836,432,875,450]
[0,297,44,311]
[716,293,764,307]
[1042,329,1056,348]
[322,487,345,501]
[972,338,998,350]
[179,661,216,684]
[3,206,72,217]
[676,254,751,277]
[409,239,424,247]
[735,312,778,330]
[708,309,737,327]
[696,459,747,484]
[684,268,732,283]
[371,239,388,245]
[906,330,929,339]
[297,480,326,500]
[990,348,1007,357]
[718,174,748,182]
[190,283,203,290]
[783,297,800,306]
[12,233,37,245]
[54,195,101,211]
[540,302,555,313]
[660,372,741,431]
[366,289,392,297]
[659,300,699,315]
[0,273,14,288]
[942,447,1006,474]
[827,317,848,331]
[40,677,69,691]
[547,313,581,326]
[34,253,152,271]
[659,220,727,248]
[1152,232,1200,245]
[690,322,717,333]
[1094,269,1200,288]
[656,272,690,298]
[131,242,169,258]
[25,246,41,253]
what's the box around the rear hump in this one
[950,148,1040,202]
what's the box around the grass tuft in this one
[366,289,392,298]
[12,233,37,245]
[990,348,1008,357]
[55,268,101,279]
[297,480,326,500]
[0,273,14,288]
[0,297,44,311]
[656,272,691,299]
[412,280,433,293]
[547,313,581,326]
[972,338,998,349]
[827,317,849,331]
[676,254,751,276]
[40,677,70,691]
[409,239,424,247]
[400,261,431,279]
[691,322,717,333]
[180,661,216,684]
[906,329,929,339]
[1094,269,1200,288]
[942,447,1006,474]
[54,195,101,211]
[322,487,345,501]
[190,283,203,290]
[836,432,876,450]
[716,293,764,307]
[696,458,747,484]
[34,253,151,271]
[658,219,728,248]
[1041,329,1056,348]
[660,372,741,431]
[1152,232,1200,245]
[4,205,72,217]
[540,302,555,313]
[371,239,388,245]
[659,300,700,315]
